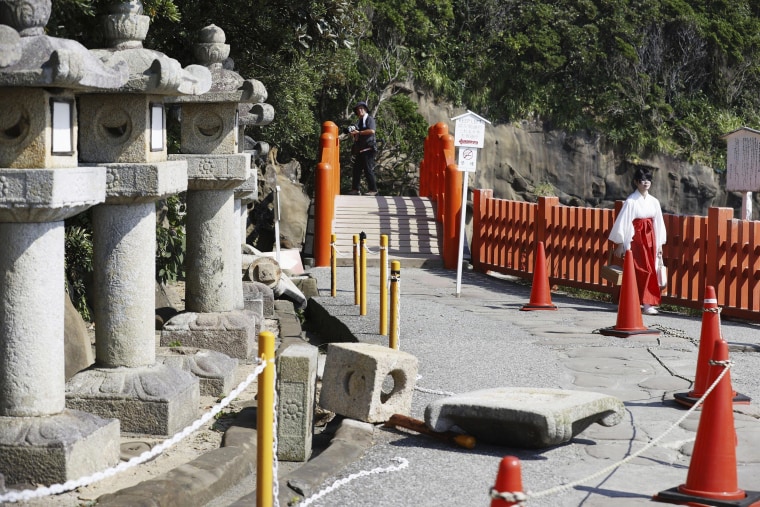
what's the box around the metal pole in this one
[360,231,367,316]
[330,233,337,297]
[379,235,388,335]
[389,260,400,349]
[456,170,469,296]
[353,234,360,305]
[256,331,275,507]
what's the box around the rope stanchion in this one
[257,331,276,507]
[389,260,401,350]
[353,234,359,306]
[360,231,367,316]
[330,233,337,297]
[379,235,388,335]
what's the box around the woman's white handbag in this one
[657,260,667,289]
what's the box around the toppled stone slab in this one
[425,387,625,448]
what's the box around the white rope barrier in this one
[297,457,409,506]
[414,375,456,396]
[330,241,349,258]
[0,358,268,504]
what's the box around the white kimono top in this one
[608,190,666,252]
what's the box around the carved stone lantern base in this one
[0,410,120,485]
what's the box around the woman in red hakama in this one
[608,168,667,314]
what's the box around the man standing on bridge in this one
[349,101,379,196]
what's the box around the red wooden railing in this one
[471,190,760,322]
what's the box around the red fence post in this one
[536,196,560,245]
[314,162,333,267]
[437,133,455,223]
[706,207,733,305]
[433,123,448,206]
[471,189,491,272]
[443,163,463,269]
[321,121,340,195]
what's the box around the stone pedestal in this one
[66,364,198,436]
[161,310,259,360]
[0,410,119,486]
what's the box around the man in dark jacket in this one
[349,101,378,195]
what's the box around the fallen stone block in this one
[319,343,418,423]
[425,387,624,448]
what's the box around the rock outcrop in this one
[413,92,745,218]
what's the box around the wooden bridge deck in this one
[331,195,442,267]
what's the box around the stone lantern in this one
[0,0,129,485]
[161,25,270,359]
[64,0,213,436]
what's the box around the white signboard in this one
[150,104,164,151]
[51,100,73,154]
[457,147,477,172]
[453,114,486,148]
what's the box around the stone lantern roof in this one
[0,0,128,89]
[90,1,211,96]
[167,24,267,105]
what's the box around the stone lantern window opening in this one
[150,102,165,152]
[50,98,74,155]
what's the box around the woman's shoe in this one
[365,191,378,196]
[642,305,659,315]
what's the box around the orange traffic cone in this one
[490,456,526,507]
[674,286,751,407]
[521,241,557,311]
[600,250,659,337]
[654,340,760,506]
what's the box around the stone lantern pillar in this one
[0,0,128,485]
[161,25,270,359]
[64,0,212,436]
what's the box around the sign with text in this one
[457,147,477,172]
[452,111,490,149]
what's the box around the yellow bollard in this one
[257,331,275,507]
[353,234,360,305]
[389,261,400,349]
[379,235,388,335]
[330,233,337,297]
[360,231,367,316]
